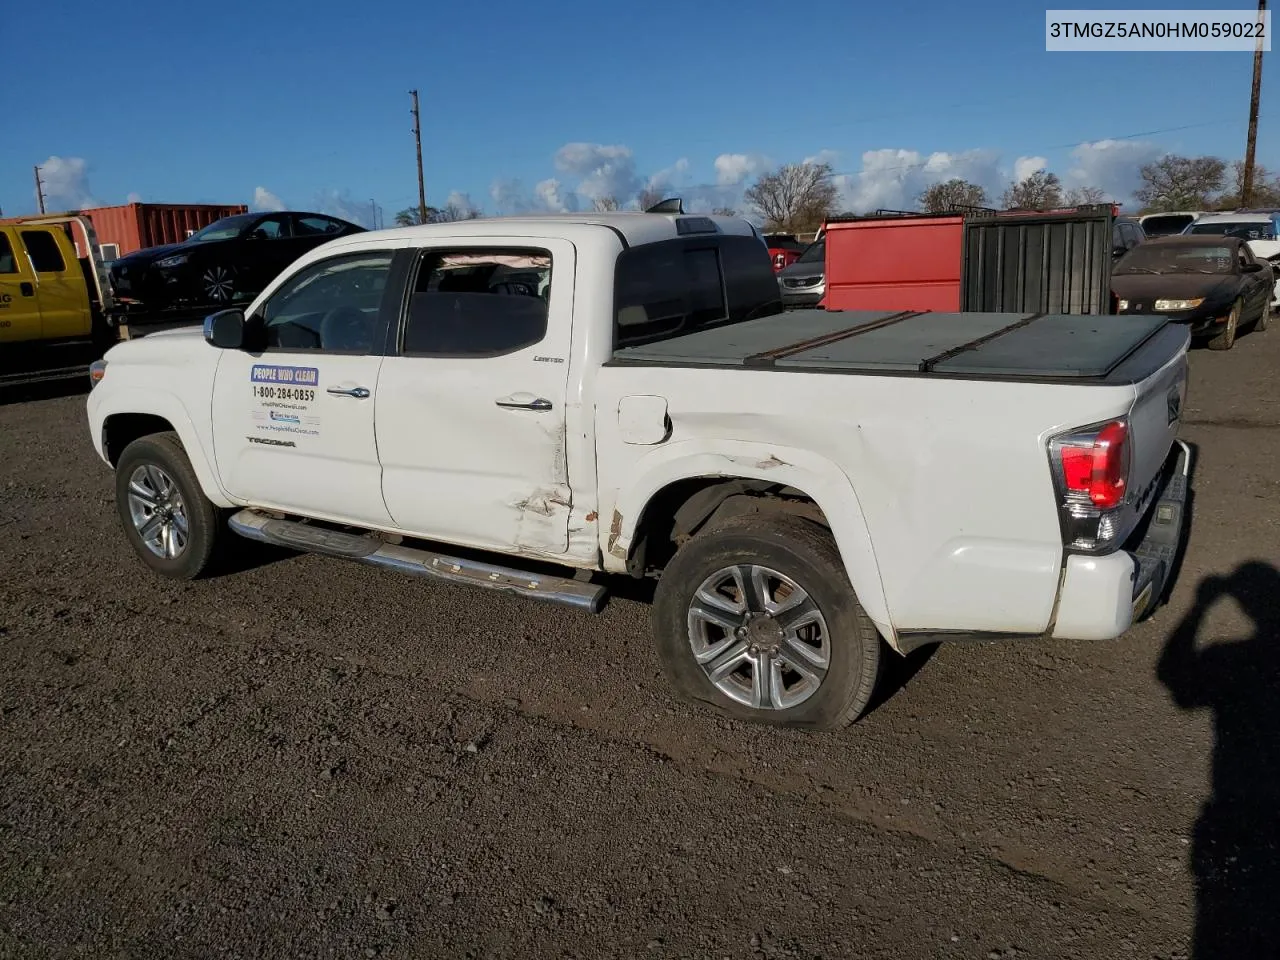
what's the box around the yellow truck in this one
[0,214,120,382]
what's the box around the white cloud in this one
[553,142,641,203]
[126,191,143,204]
[490,178,533,214]
[534,178,573,213]
[831,147,1004,213]
[1013,156,1049,183]
[804,149,841,167]
[714,153,770,186]
[1065,139,1163,206]
[445,190,476,211]
[646,157,690,194]
[37,156,97,210]
[252,186,285,212]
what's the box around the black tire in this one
[1206,298,1241,351]
[114,432,222,580]
[1256,301,1271,332]
[651,512,885,731]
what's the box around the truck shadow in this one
[1158,560,1280,958]
[0,378,90,407]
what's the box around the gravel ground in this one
[1,324,1278,959]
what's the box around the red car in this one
[764,233,805,273]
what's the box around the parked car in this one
[1112,215,1147,260]
[764,234,805,272]
[1182,212,1280,310]
[1112,235,1271,350]
[1138,211,1205,238]
[777,237,825,308]
[108,211,365,316]
[87,210,1191,731]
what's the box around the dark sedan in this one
[109,211,364,315]
[1111,235,1272,351]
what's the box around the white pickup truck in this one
[86,211,1192,731]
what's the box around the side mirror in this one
[1242,261,1264,273]
[204,308,246,349]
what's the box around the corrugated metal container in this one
[77,203,248,258]
[824,213,966,313]
[960,205,1115,315]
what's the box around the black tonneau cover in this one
[609,309,1172,381]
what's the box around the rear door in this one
[17,227,90,340]
[0,228,41,343]
[374,239,575,556]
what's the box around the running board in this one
[227,509,607,613]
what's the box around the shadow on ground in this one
[1158,560,1280,958]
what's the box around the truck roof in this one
[352,212,761,249]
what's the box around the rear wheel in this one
[115,432,222,579]
[1256,300,1272,332]
[202,264,237,304]
[651,512,885,731]
[1207,298,1241,351]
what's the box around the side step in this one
[228,509,608,613]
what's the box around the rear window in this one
[1140,214,1196,237]
[1187,220,1276,241]
[613,236,782,348]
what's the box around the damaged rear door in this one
[374,238,575,555]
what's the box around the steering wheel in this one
[319,304,372,352]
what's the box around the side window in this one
[294,215,345,237]
[21,231,66,273]
[259,252,392,353]
[720,234,785,322]
[249,215,290,240]
[401,248,551,357]
[0,233,16,274]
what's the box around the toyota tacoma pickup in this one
[86,211,1192,731]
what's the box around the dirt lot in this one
[1,324,1277,960]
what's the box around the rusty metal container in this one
[77,202,248,258]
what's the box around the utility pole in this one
[1242,0,1267,206]
[410,89,427,224]
[369,199,379,230]
[33,165,46,214]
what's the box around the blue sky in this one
[2,0,1271,225]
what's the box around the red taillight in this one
[1057,420,1128,509]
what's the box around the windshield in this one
[1115,243,1236,275]
[1187,220,1276,241]
[797,240,825,264]
[186,214,257,243]
[1140,214,1196,237]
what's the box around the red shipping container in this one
[823,214,965,313]
[2,202,248,259]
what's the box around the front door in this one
[211,248,398,528]
[0,229,40,343]
[375,239,575,556]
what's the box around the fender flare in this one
[606,439,896,642]
[94,387,235,509]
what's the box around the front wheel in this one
[1206,298,1241,351]
[1257,300,1272,332]
[115,432,222,579]
[651,512,885,731]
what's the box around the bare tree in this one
[711,206,738,217]
[637,187,666,211]
[1135,155,1227,212]
[1214,160,1280,209]
[592,195,621,212]
[917,178,988,213]
[395,206,438,226]
[1064,185,1109,205]
[1001,169,1064,211]
[744,161,839,233]
[434,200,481,222]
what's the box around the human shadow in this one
[1157,561,1280,959]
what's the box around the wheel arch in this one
[97,389,234,509]
[606,442,896,644]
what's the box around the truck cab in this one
[0,216,118,374]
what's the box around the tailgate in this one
[1117,331,1189,535]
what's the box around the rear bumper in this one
[1050,439,1191,641]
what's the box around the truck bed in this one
[609,309,1176,383]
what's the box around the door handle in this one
[495,395,552,411]
[19,282,33,297]
[327,386,370,399]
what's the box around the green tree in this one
[1135,155,1227,212]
